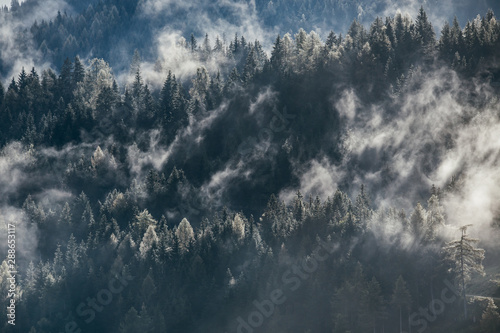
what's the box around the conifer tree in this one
[443,225,485,318]
[391,275,412,333]
[175,218,194,254]
[415,6,436,48]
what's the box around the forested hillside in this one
[0,1,500,333]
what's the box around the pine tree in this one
[451,16,464,54]
[58,202,72,227]
[130,49,143,109]
[346,19,368,51]
[133,210,157,242]
[443,225,485,319]
[59,58,73,103]
[213,35,223,54]
[53,244,64,277]
[0,80,4,106]
[25,261,38,292]
[415,6,436,49]
[224,68,241,94]
[293,191,305,223]
[253,40,268,68]
[355,184,371,223]
[22,112,38,145]
[369,17,392,65]
[325,30,338,50]
[190,33,198,53]
[393,12,414,69]
[139,303,153,331]
[425,194,445,242]
[332,263,368,331]
[139,225,159,259]
[138,84,156,126]
[65,233,80,271]
[362,277,386,332]
[141,272,157,303]
[385,17,397,47]
[439,21,454,61]
[120,307,142,333]
[175,218,194,254]
[72,56,85,88]
[231,33,240,55]
[202,33,211,58]
[243,47,258,82]
[232,213,246,241]
[95,85,116,117]
[391,275,412,333]
[10,0,20,12]
[410,203,426,239]
[207,71,223,110]
[270,35,285,73]
[295,28,307,54]
[18,67,28,91]
[190,67,210,106]
[160,71,175,123]
[480,299,500,333]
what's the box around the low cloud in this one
[279,158,345,204]
[0,0,70,83]
[127,102,229,178]
[279,66,500,246]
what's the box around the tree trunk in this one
[430,278,434,301]
[399,306,402,333]
[460,235,467,319]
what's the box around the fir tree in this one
[443,225,485,318]
[391,275,412,333]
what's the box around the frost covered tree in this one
[480,298,500,333]
[231,213,245,241]
[133,210,157,242]
[73,58,115,112]
[425,194,445,242]
[175,218,194,254]
[139,225,159,259]
[443,224,485,318]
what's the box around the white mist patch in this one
[127,102,229,179]
[0,0,70,83]
[279,158,345,204]
[0,142,35,198]
[283,66,500,248]
[249,87,277,116]
[437,103,500,244]
[132,0,276,87]
[0,206,38,270]
[0,0,25,8]
[201,160,253,205]
[335,89,358,123]
[340,68,468,205]
[146,29,227,84]
[34,189,73,206]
